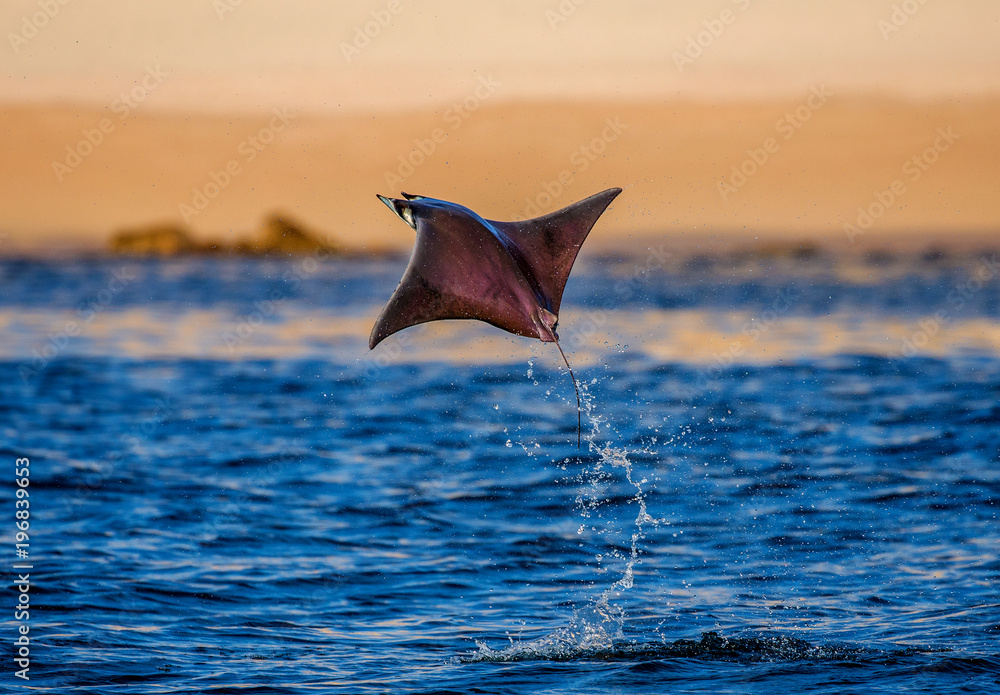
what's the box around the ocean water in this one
[1,252,999,694]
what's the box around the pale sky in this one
[3,0,1000,112]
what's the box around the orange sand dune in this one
[1,97,998,255]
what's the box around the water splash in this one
[574,377,665,634]
[474,369,667,660]
[462,629,941,664]
[470,599,625,662]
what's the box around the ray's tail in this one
[552,338,582,448]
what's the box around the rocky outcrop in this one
[108,224,196,256]
[108,213,346,257]
[235,212,344,256]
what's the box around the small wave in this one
[460,629,939,664]
[918,655,1000,674]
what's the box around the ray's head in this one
[376,192,481,233]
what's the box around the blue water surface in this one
[1,254,999,694]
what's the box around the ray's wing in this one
[488,188,621,315]
[369,216,541,349]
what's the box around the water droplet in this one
[505,439,512,448]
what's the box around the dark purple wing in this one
[369,213,543,349]
[487,188,621,315]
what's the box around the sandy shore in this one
[1,96,998,255]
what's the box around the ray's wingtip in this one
[368,318,384,350]
[581,187,622,208]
